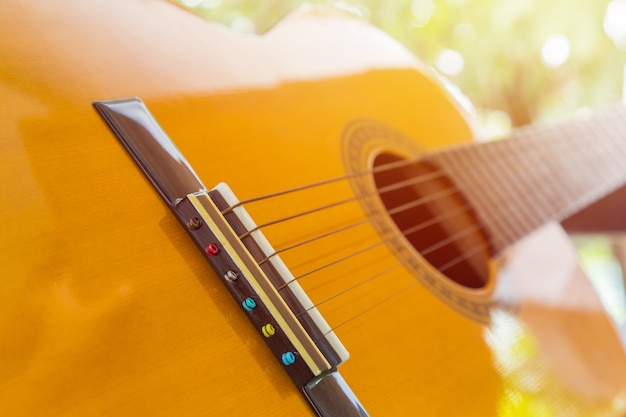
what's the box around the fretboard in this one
[425,104,626,254]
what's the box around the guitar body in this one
[1,1,625,415]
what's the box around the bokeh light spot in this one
[411,0,436,27]
[231,16,255,33]
[202,0,221,9]
[436,49,464,76]
[540,34,570,68]
[181,0,203,7]
[604,0,626,49]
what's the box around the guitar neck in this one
[426,104,626,253]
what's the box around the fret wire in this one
[512,138,553,231]
[479,138,531,245]
[507,130,575,241]
[508,128,549,230]
[541,133,574,212]
[482,133,550,240]
[452,145,509,249]
[434,145,512,250]
[598,111,626,181]
[508,139,548,229]
[427,104,626,252]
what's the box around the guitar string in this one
[220,155,429,215]
[295,108,626,335]
[236,178,490,300]
[258,202,472,266]
[250,186,476,286]
[227,109,626,335]
[263,206,482,326]
[402,203,471,238]
[309,241,492,337]
[258,194,491,330]
[439,241,490,273]
[237,169,447,240]
[220,106,618,215]
[220,118,564,217]
[224,106,625,237]
[313,282,420,343]
[227,155,485,281]
[296,236,489,316]
[277,240,386,290]
[257,218,370,265]
[276,208,488,291]
[266,205,472,291]
[294,264,403,319]
[419,223,482,257]
[296,239,489,320]
[239,184,458,244]
[250,185,459,263]
[219,150,494,333]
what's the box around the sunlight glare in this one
[623,64,626,103]
[333,1,371,20]
[411,0,436,27]
[453,22,477,42]
[562,80,581,105]
[181,0,203,7]
[202,0,221,8]
[435,49,464,76]
[485,110,512,139]
[231,16,255,33]
[540,34,570,68]
[604,0,626,49]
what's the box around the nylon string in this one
[218,155,493,335]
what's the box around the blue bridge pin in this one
[242,297,256,311]
[281,352,296,366]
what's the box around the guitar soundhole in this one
[373,152,491,289]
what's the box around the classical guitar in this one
[1,0,625,416]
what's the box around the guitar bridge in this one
[177,187,344,380]
[94,97,367,417]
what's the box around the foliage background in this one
[175,0,626,129]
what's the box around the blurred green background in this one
[175,0,626,131]
[174,0,626,333]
